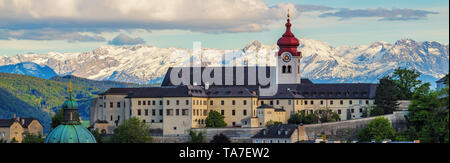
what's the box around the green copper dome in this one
[45,81,97,143]
[62,99,78,109]
[45,125,97,143]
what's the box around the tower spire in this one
[287,8,290,19]
[69,80,73,100]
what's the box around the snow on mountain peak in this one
[0,38,448,86]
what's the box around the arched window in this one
[287,66,292,73]
[282,65,287,73]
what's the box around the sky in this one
[0,0,448,56]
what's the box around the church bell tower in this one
[277,9,302,84]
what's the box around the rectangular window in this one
[138,109,141,116]
[261,101,264,105]
[186,100,189,105]
[159,109,163,116]
[304,101,308,105]
[349,100,353,105]
[204,110,207,116]
[152,109,156,116]
[270,101,274,105]
[232,100,236,105]
[153,100,156,105]
[159,100,163,105]
[145,109,148,116]
[232,110,236,116]
[221,100,225,105]
[182,109,187,116]
[167,109,173,116]
[276,100,280,105]
[148,101,151,105]
[110,102,113,108]
[351,109,354,113]
[320,101,324,105]
[117,102,121,108]
[330,101,334,105]
[243,100,247,105]
[340,100,344,105]
[167,100,170,105]
[366,100,369,105]
[243,110,247,116]
[359,109,363,113]
[210,101,213,105]
[176,109,180,116]
[143,101,146,105]
[288,100,292,105]
[176,100,179,105]
[221,110,225,115]
[310,101,314,105]
[359,100,363,105]
[138,101,141,105]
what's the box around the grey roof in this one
[100,66,377,99]
[0,119,15,127]
[252,124,298,139]
[206,86,257,97]
[437,76,448,84]
[125,85,207,98]
[161,66,313,87]
[99,88,141,95]
[0,117,39,128]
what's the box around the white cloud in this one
[0,0,298,33]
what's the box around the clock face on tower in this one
[281,52,292,63]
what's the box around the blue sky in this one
[0,0,448,56]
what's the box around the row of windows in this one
[298,108,364,115]
[137,100,208,106]
[105,99,370,108]
[193,109,208,117]
[136,109,190,116]
[219,109,249,116]
[260,100,370,106]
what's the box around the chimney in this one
[21,119,25,125]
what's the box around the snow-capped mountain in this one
[0,62,58,79]
[0,38,448,86]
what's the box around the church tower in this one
[277,10,302,84]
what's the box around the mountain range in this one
[0,38,448,87]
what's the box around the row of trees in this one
[288,108,341,125]
[361,68,449,143]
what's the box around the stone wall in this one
[302,111,409,141]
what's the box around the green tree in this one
[288,112,304,125]
[374,76,399,115]
[266,120,282,126]
[318,109,341,123]
[10,137,18,143]
[0,138,7,143]
[205,110,227,128]
[51,110,64,129]
[90,128,104,143]
[391,68,422,100]
[210,133,231,143]
[304,112,319,124]
[405,81,449,143]
[188,130,206,143]
[357,117,395,142]
[22,133,45,143]
[109,117,152,143]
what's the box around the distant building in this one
[0,115,43,143]
[90,12,377,136]
[436,76,448,90]
[251,124,306,143]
